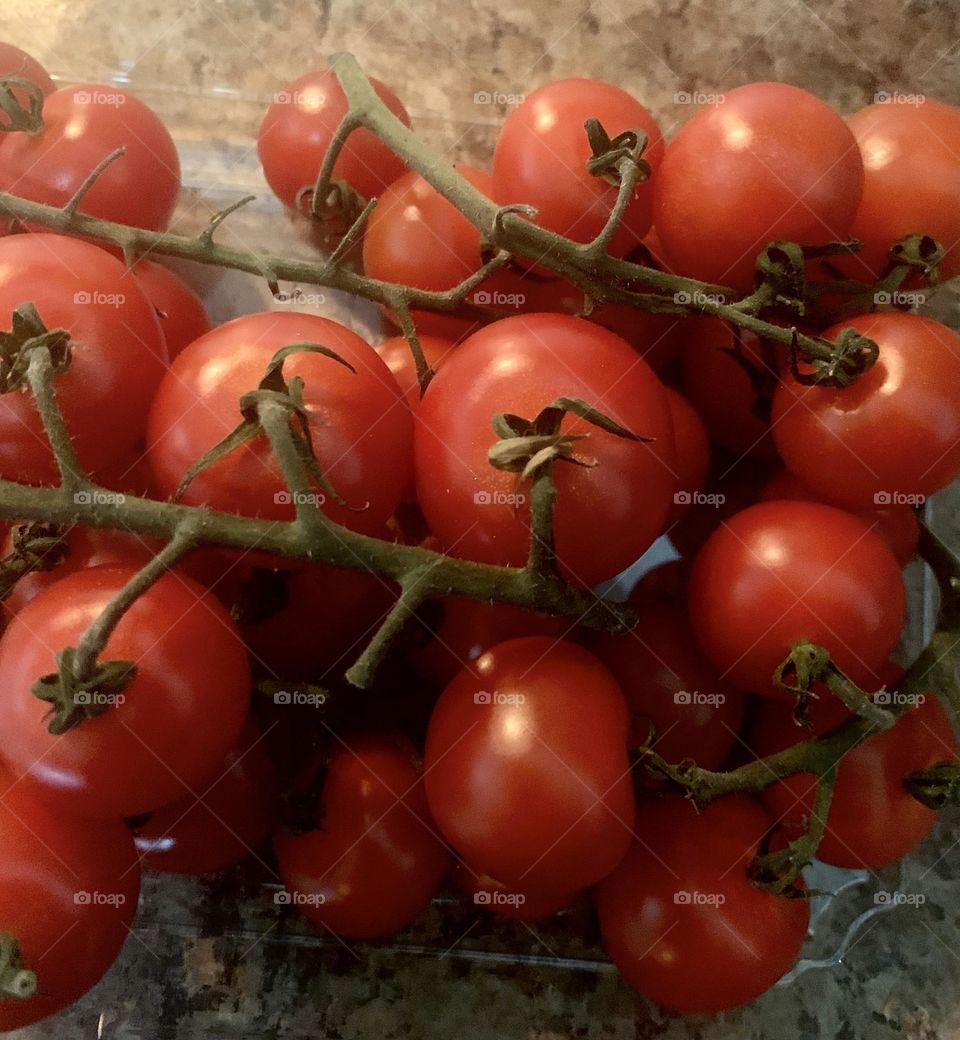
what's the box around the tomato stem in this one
[0,932,36,1000]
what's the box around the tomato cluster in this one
[0,42,955,1028]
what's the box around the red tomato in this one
[274,734,449,939]
[147,312,413,536]
[773,312,960,510]
[0,42,54,129]
[133,720,276,875]
[586,601,747,768]
[654,83,863,290]
[843,99,960,281]
[239,563,397,682]
[451,861,573,921]
[376,334,456,413]
[424,637,635,896]
[1,523,155,620]
[597,794,809,1013]
[413,595,569,690]
[258,68,410,206]
[0,85,180,230]
[760,467,919,566]
[0,565,251,818]
[688,501,906,695]
[752,689,956,868]
[0,779,141,1031]
[492,79,664,256]
[414,314,676,587]
[663,387,710,523]
[125,260,211,360]
[681,317,782,458]
[0,234,167,485]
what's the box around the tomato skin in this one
[274,735,449,939]
[133,720,276,875]
[414,313,676,587]
[0,780,141,1031]
[0,234,167,485]
[0,565,251,818]
[258,69,410,206]
[842,100,960,281]
[1,523,156,620]
[773,312,960,511]
[125,260,211,360]
[760,467,919,567]
[654,83,863,290]
[0,85,180,230]
[752,689,955,869]
[377,334,455,414]
[492,79,663,256]
[596,793,809,1013]
[147,312,413,536]
[451,861,573,921]
[424,637,635,897]
[689,501,906,696]
[663,387,710,524]
[586,602,747,769]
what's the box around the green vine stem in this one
[0,932,35,1000]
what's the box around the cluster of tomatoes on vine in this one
[0,39,958,1028]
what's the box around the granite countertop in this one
[2,1,960,1037]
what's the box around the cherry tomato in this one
[1,522,155,620]
[0,234,167,485]
[0,42,54,130]
[654,83,863,290]
[133,720,276,875]
[377,334,456,413]
[258,68,410,206]
[681,317,783,458]
[0,565,251,818]
[0,778,141,1031]
[274,734,449,939]
[689,501,906,695]
[0,84,180,230]
[413,595,569,690]
[663,387,710,523]
[596,793,809,1013]
[760,467,919,567]
[752,688,956,868]
[124,260,211,360]
[843,99,960,281]
[492,79,664,256]
[773,312,960,510]
[451,861,573,921]
[239,563,397,682]
[414,313,676,587]
[147,312,413,536]
[424,637,634,897]
[586,601,747,768]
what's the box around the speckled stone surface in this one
[2,1,960,1037]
